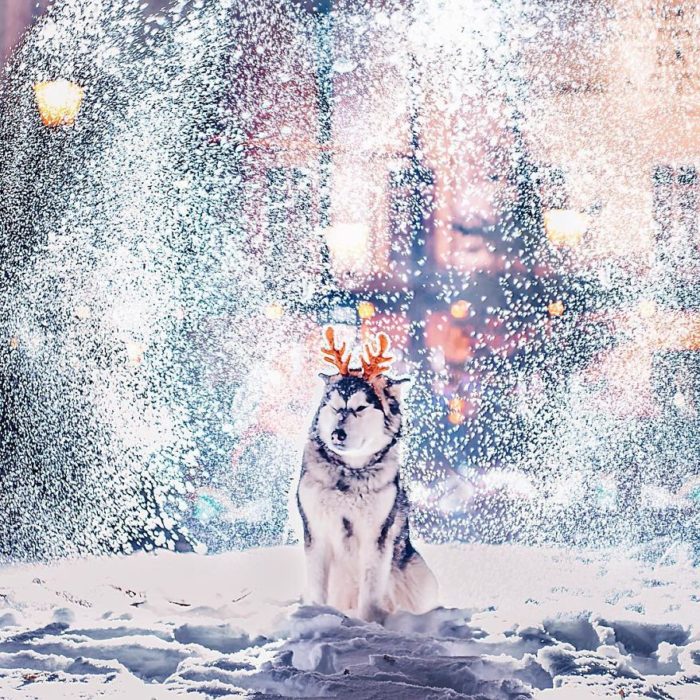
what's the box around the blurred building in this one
[521,1,700,423]
[233,1,700,509]
[3,0,698,519]
[0,0,170,64]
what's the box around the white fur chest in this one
[298,469,397,551]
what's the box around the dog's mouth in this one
[330,441,352,453]
[329,438,363,455]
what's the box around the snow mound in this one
[0,544,698,698]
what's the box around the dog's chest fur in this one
[297,440,400,551]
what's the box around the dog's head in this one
[315,373,408,464]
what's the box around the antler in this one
[361,332,393,382]
[321,326,350,375]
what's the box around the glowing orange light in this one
[450,299,470,319]
[547,300,565,317]
[448,397,467,423]
[264,302,284,320]
[544,209,587,248]
[8,336,19,350]
[681,321,700,350]
[33,79,84,127]
[448,397,466,413]
[448,411,464,425]
[357,301,376,320]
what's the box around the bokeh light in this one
[33,78,83,126]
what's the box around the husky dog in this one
[297,328,438,622]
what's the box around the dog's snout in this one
[332,428,347,443]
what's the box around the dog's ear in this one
[383,376,410,404]
[385,376,410,390]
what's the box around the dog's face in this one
[315,374,405,464]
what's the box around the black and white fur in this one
[297,373,437,622]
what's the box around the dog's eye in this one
[356,406,367,412]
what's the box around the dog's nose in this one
[332,428,347,443]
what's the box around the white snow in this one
[0,543,698,698]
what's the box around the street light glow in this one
[323,223,370,273]
[33,79,84,127]
[544,209,588,248]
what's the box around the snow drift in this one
[0,543,698,698]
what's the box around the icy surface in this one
[0,544,698,698]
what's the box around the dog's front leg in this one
[304,543,331,606]
[357,545,392,623]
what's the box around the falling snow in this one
[0,0,698,561]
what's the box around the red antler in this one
[321,326,350,375]
[361,332,393,382]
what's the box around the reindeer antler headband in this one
[321,326,394,382]
[321,327,351,375]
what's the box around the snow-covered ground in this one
[0,542,698,699]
